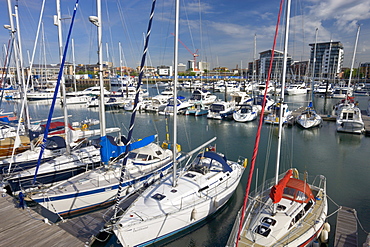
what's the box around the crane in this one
[171,33,199,71]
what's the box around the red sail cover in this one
[270,169,293,204]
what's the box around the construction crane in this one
[171,33,199,71]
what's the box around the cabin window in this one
[255,225,271,237]
[348,112,354,120]
[151,193,166,201]
[295,190,308,202]
[283,187,296,199]
[210,104,225,112]
[128,153,137,159]
[137,154,148,161]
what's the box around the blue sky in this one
[1,0,370,70]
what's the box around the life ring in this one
[292,168,299,179]
[82,124,88,130]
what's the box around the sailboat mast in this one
[14,3,31,133]
[275,0,291,189]
[55,0,71,154]
[253,34,256,82]
[348,25,360,90]
[97,0,107,137]
[311,28,318,102]
[172,0,179,187]
[72,38,77,92]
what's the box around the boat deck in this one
[334,206,358,247]
[236,189,325,247]
[0,195,84,246]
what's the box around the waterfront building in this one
[259,49,292,80]
[309,41,344,80]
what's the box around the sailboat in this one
[335,25,364,134]
[296,105,322,129]
[20,0,176,217]
[296,28,322,129]
[227,0,328,246]
[264,102,292,125]
[111,1,245,246]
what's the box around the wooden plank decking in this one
[0,195,85,247]
[334,206,358,247]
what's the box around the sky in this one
[1,0,370,71]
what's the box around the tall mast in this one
[72,38,77,92]
[311,28,318,102]
[273,0,291,215]
[348,25,360,90]
[55,0,70,154]
[14,2,34,152]
[89,0,107,138]
[253,34,256,82]
[172,0,179,187]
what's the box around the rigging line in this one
[235,0,285,245]
[182,0,196,52]
[198,0,203,65]
[32,0,80,185]
[7,0,47,174]
[115,0,138,68]
[104,0,115,66]
[113,0,157,217]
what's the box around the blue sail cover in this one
[198,151,232,172]
[100,134,156,163]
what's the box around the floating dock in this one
[0,195,85,246]
[334,206,358,247]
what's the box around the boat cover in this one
[198,151,232,172]
[269,169,293,203]
[100,134,156,163]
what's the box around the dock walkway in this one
[334,206,358,247]
[0,195,85,247]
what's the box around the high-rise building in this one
[309,41,344,79]
[259,50,292,80]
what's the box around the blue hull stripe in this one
[33,162,173,204]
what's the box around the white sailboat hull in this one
[30,158,173,216]
[114,161,244,247]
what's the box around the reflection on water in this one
[336,132,363,147]
[298,126,320,140]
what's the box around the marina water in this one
[4,90,370,246]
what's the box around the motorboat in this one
[233,104,258,122]
[207,100,235,120]
[336,104,364,134]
